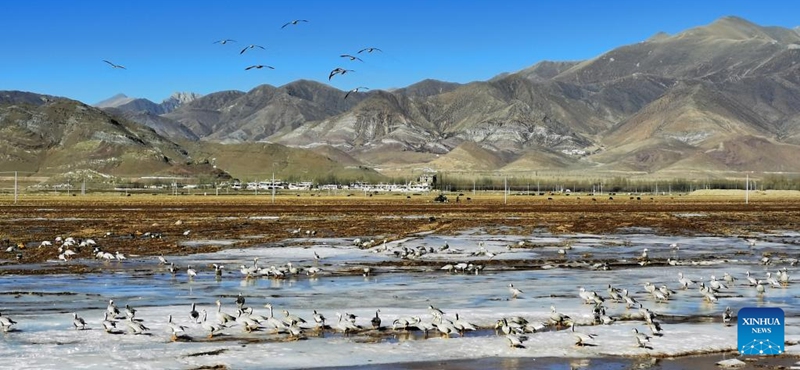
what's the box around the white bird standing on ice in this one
[167,314,187,340]
[201,310,224,338]
[508,284,523,299]
[632,328,651,348]
[506,334,527,348]
[125,316,149,335]
[723,272,736,287]
[745,271,758,286]
[107,299,120,318]
[102,312,117,333]
[0,312,17,332]
[766,272,781,288]
[570,322,596,346]
[723,306,733,326]
[709,275,728,291]
[189,303,200,323]
[73,312,87,330]
[216,300,236,325]
[678,272,695,289]
[187,265,197,279]
[549,305,570,327]
[778,268,790,285]
[756,280,766,295]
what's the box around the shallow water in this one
[2,230,800,369]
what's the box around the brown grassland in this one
[1,189,799,275]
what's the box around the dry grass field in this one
[1,189,799,274]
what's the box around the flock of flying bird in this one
[2,233,794,354]
[103,19,381,100]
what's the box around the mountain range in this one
[95,92,202,115]
[4,16,800,182]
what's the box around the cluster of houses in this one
[222,172,437,193]
[231,180,433,193]
[37,173,438,194]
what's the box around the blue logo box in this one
[738,307,784,355]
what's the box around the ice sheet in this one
[2,231,799,369]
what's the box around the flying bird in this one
[213,39,236,44]
[240,44,266,54]
[358,47,382,54]
[329,67,354,80]
[103,60,126,69]
[340,54,363,62]
[282,19,308,29]
[344,87,369,99]
[245,65,275,70]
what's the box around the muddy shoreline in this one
[2,195,799,275]
[318,353,800,370]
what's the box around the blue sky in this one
[2,0,799,104]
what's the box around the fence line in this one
[1,171,799,203]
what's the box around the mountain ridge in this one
[7,16,800,180]
[95,91,203,115]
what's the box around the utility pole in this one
[271,172,276,204]
[745,174,749,204]
[14,171,18,204]
[504,176,508,205]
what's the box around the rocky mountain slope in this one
[8,16,800,180]
[96,92,202,115]
[150,17,800,177]
[0,93,221,178]
[0,91,387,182]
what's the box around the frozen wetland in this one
[2,228,800,369]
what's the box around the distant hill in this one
[179,141,386,182]
[13,16,800,180]
[94,93,134,108]
[96,92,202,115]
[164,80,364,142]
[0,94,225,179]
[103,108,200,141]
[395,79,462,98]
